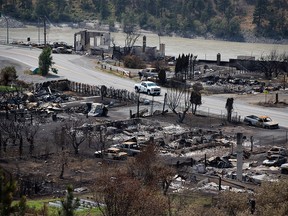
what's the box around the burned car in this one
[267,146,287,157]
[263,154,287,166]
[94,147,127,160]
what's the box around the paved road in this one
[0,45,287,128]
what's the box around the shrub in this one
[123,55,145,69]
[0,66,18,86]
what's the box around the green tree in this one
[253,0,269,32]
[16,195,27,216]
[99,0,111,20]
[0,169,17,216]
[158,69,166,84]
[216,0,231,13]
[0,66,18,86]
[200,1,215,22]
[228,17,241,38]
[34,0,51,17]
[38,47,57,76]
[15,0,33,21]
[58,185,80,216]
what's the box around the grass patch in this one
[169,191,215,213]
[0,85,18,92]
[13,197,102,216]
[23,69,33,75]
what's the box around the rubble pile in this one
[0,81,114,121]
[199,73,282,94]
[1,81,286,196]
[86,118,286,194]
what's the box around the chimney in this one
[143,35,146,52]
[236,133,243,181]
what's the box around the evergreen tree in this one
[59,185,80,216]
[0,169,17,216]
[16,195,27,216]
[175,54,181,74]
[253,0,269,31]
[34,0,50,17]
[98,0,111,20]
[1,0,287,40]
[38,47,57,76]
[158,69,166,84]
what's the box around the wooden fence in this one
[34,79,139,103]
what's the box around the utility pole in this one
[0,12,9,44]
[5,16,9,44]
[38,17,41,44]
[43,18,47,45]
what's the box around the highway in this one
[0,45,287,128]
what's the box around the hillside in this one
[1,0,288,42]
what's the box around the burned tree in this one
[123,22,140,55]
[255,50,288,79]
[190,82,203,115]
[0,119,24,157]
[24,123,39,156]
[0,129,9,154]
[94,125,108,159]
[54,126,69,179]
[93,164,169,216]
[225,97,234,122]
[64,120,86,155]
[126,143,176,194]
[167,83,191,123]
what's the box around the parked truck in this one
[134,81,161,95]
[243,115,279,129]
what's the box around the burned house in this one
[113,35,166,61]
[73,29,165,61]
[74,30,111,54]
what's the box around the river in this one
[1,25,288,61]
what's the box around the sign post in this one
[263,90,269,103]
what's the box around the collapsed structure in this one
[0,78,287,198]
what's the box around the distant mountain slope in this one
[0,0,287,42]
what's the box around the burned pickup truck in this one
[94,147,127,160]
[243,115,279,129]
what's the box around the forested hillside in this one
[1,0,288,41]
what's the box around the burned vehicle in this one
[267,146,287,157]
[243,115,279,129]
[94,147,127,160]
[115,141,141,156]
[263,154,287,166]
